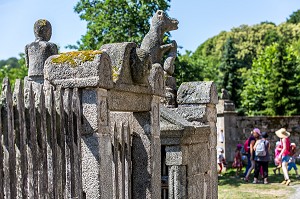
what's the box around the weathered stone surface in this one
[168,165,186,199]
[131,48,152,85]
[100,42,136,84]
[175,105,206,124]
[165,146,183,166]
[81,134,101,199]
[44,51,113,89]
[163,40,177,76]
[109,111,160,199]
[25,19,58,79]
[148,63,165,96]
[177,81,218,105]
[108,90,152,112]
[162,75,177,107]
[160,105,191,130]
[217,99,236,113]
[81,89,99,134]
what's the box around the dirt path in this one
[289,184,300,199]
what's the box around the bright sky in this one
[1,0,300,60]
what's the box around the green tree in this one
[219,37,243,107]
[0,57,20,69]
[72,0,170,50]
[287,9,300,24]
[0,54,28,89]
[174,51,204,86]
[241,42,300,116]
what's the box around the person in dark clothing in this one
[253,132,270,184]
[244,128,261,182]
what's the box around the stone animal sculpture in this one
[140,10,179,73]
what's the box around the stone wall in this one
[217,99,300,162]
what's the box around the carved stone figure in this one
[140,10,179,67]
[25,19,58,79]
[139,10,178,106]
[220,88,230,100]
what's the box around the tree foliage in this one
[287,9,300,24]
[72,0,170,50]
[0,54,28,89]
[241,42,300,116]
[174,51,204,86]
[183,21,300,115]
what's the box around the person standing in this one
[244,128,261,182]
[275,128,291,186]
[232,144,243,177]
[253,132,270,184]
[273,141,282,175]
[288,143,299,178]
[217,147,226,176]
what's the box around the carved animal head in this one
[151,10,179,32]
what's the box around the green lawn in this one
[218,164,300,199]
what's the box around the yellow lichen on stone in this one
[38,19,47,27]
[112,65,119,81]
[51,50,103,67]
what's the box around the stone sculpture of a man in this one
[25,19,58,80]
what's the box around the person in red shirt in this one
[275,128,291,186]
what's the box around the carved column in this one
[165,146,186,199]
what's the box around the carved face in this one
[152,10,179,32]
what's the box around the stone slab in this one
[108,90,152,112]
[177,81,218,105]
[44,51,113,89]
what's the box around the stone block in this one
[44,51,113,89]
[175,105,206,123]
[187,173,211,199]
[165,146,183,166]
[108,90,152,112]
[100,42,136,85]
[81,89,99,134]
[177,81,218,105]
[183,143,210,174]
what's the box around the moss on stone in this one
[51,50,103,67]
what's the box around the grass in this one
[218,164,300,199]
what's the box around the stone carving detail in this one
[148,63,165,96]
[220,88,230,100]
[140,10,178,66]
[25,19,58,80]
[130,47,152,84]
[139,10,179,104]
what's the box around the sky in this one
[1,0,300,60]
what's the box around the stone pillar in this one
[80,88,113,198]
[44,50,113,198]
[176,81,218,199]
[165,146,186,199]
[216,99,237,162]
[151,95,161,198]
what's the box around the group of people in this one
[217,128,298,185]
